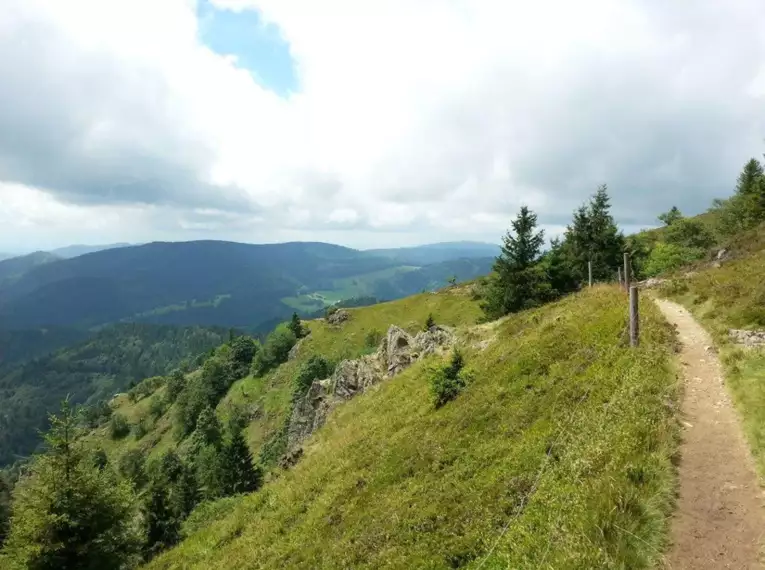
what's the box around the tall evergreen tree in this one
[562,185,624,283]
[482,206,548,319]
[736,158,764,195]
[144,481,179,558]
[221,429,262,496]
[2,401,142,569]
[170,463,199,520]
[288,312,305,339]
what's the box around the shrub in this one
[430,350,468,408]
[293,356,334,400]
[150,396,167,421]
[643,242,705,277]
[364,328,383,349]
[424,314,436,331]
[251,327,297,377]
[109,413,130,440]
[118,449,147,488]
[133,417,149,440]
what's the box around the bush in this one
[643,242,705,277]
[109,413,130,440]
[294,356,334,400]
[430,350,468,408]
[150,396,168,421]
[133,417,149,440]
[251,327,297,377]
[424,314,436,331]
[118,449,147,488]
[664,218,715,249]
[364,328,383,349]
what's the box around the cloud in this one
[1,0,764,251]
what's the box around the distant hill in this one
[0,251,60,286]
[0,323,229,466]
[366,241,499,264]
[0,327,91,372]
[50,243,133,259]
[0,240,493,331]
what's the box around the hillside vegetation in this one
[143,286,678,570]
[0,324,229,467]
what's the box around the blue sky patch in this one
[198,1,298,97]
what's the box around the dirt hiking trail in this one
[655,299,765,569]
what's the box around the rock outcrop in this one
[285,324,454,452]
[729,329,765,347]
[327,309,351,326]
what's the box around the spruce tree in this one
[482,206,547,319]
[736,158,764,195]
[288,312,304,339]
[221,429,262,496]
[171,463,199,520]
[2,401,142,569]
[144,481,179,558]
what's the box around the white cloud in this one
[1,0,764,251]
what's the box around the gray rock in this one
[327,309,351,325]
[285,323,454,454]
[729,329,765,347]
[716,248,729,261]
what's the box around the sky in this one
[0,0,764,254]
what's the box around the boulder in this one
[327,309,351,325]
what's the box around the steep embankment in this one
[143,286,678,570]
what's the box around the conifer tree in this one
[288,312,304,339]
[2,401,142,569]
[482,206,548,319]
[144,481,179,558]
[221,429,262,495]
[658,206,683,226]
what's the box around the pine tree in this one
[170,463,199,520]
[288,312,304,339]
[144,481,179,558]
[424,313,436,331]
[221,429,262,496]
[482,206,548,319]
[562,185,624,283]
[2,401,142,569]
[736,158,764,195]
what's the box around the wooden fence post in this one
[630,285,639,347]
[588,261,593,288]
[617,266,623,288]
[623,253,631,292]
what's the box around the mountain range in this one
[0,240,496,332]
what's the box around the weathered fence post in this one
[618,266,623,288]
[629,285,639,347]
[623,253,631,292]
[588,261,593,288]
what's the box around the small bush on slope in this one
[144,287,679,570]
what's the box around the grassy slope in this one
[84,288,484,478]
[144,286,679,570]
[661,223,765,476]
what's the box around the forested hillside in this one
[0,241,492,331]
[0,324,229,466]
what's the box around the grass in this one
[144,286,679,570]
[660,223,765,476]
